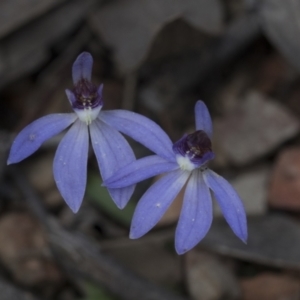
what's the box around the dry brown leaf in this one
[90,0,224,73]
[214,91,300,166]
[261,0,300,72]
[0,0,66,38]
[241,273,300,300]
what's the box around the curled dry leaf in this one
[0,0,65,38]
[261,0,300,72]
[203,214,300,270]
[214,91,300,166]
[90,0,224,73]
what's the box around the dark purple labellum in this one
[173,130,215,167]
[72,79,102,109]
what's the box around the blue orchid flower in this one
[104,101,247,254]
[7,52,173,213]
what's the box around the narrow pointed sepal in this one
[90,119,136,209]
[53,120,89,213]
[97,84,103,96]
[104,155,179,188]
[99,110,175,162]
[175,171,213,254]
[203,169,247,243]
[8,113,77,164]
[65,89,76,106]
[72,52,93,84]
[195,100,213,138]
[130,169,190,239]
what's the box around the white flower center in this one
[74,106,102,125]
[176,155,196,171]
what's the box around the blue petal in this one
[65,89,76,106]
[97,84,103,96]
[195,100,213,138]
[130,169,190,239]
[104,155,179,188]
[53,119,89,213]
[90,119,136,209]
[8,113,77,164]
[99,110,175,162]
[203,169,247,242]
[175,170,212,254]
[72,52,93,84]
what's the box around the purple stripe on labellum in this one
[172,130,215,167]
[72,80,103,110]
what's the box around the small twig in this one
[10,167,188,300]
[8,167,51,229]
